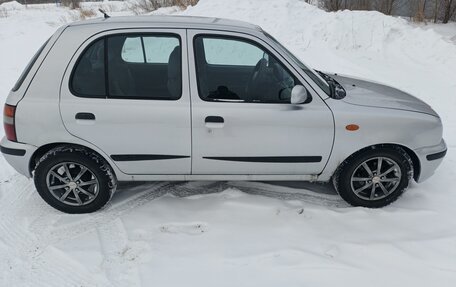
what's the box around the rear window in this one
[12,38,50,92]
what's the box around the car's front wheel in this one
[333,146,413,208]
[34,146,117,213]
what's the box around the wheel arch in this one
[337,143,421,182]
[29,142,117,178]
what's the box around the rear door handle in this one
[75,112,96,120]
[205,116,224,128]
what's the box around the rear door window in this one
[121,37,144,63]
[71,34,182,100]
[71,38,105,97]
[143,36,180,64]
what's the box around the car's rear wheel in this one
[34,146,117,213]
[333,146,413,208]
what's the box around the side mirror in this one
[290,85,309,104]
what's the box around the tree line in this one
[4,0,456,23]
[314,0,456,23]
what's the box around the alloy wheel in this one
[45,162,99,206]
[350,157,402,201]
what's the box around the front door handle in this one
[205,116,224,128]
[75,112,96,120]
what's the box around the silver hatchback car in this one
[1,16,446,213]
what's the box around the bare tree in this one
[319,0,455,23]
[377,0,398,15]
[442,0,456,23]
[408,0,425,22]
[433,0,442,22]
[347,0,372,10]
[61,0,81,10]
[129,0,199,15]
[416,0,427,21]
[324,0,343,11]
[303,0,322,6]
[323,0,373,11]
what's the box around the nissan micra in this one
[1,16,446,213]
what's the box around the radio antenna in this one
[99,9,110,19]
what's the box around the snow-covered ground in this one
[1,0,456,286]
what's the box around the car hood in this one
[329,74,438,117]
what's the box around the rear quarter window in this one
[12,38,50,92]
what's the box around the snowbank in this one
[0,1,25,11]
[181,0,456,74]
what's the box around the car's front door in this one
[188,30,334,176]
[60,29,191,175]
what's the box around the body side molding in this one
[111,154,190,161]
[202,156,322,163]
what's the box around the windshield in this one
[264,32,331,95]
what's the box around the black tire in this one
[34,145,117,214]
[333,146,413,208]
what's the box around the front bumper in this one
[414,139,447,183]
[0,137,37,178]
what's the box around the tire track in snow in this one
[43,182,172,244]
[18,181,221,286]
[0,176,42,252]
[6,247,112,287]
[97,219,142,287]
[0,181,172,286]
[16,181,228,286]
[40,179,341,249]
[227,181,348,207]
[0,176,111,287]
[0,176,34,216]
[1,177,345,286]
[41,181,226,246]
[166,181,229,197]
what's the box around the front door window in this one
[194,35,299,103]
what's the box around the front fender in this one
[320,100,443,181]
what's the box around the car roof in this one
[68,15,263,33]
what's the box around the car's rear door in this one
[188,30,334,176]
[60,29,191,175]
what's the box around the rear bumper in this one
[0,137,37,178]
[414,139,447,183]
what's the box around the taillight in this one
[4,104,17,142]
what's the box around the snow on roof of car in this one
[68,15,263,32]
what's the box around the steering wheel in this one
[245,58,268,102]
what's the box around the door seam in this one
[186,29,194,175]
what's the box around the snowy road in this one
[1,0,456,286]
